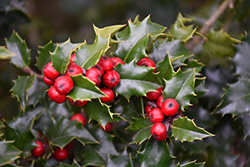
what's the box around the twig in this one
[186,0,235,51]
[23,67,43,79]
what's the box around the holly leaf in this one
[36,41,57,71]
[156,53,175,81]
[202,29,235,67]
[182,59,204,76]
[51,39,82,73]
[233,36,250,79]
[0,46,14,59]
[85,99,123,128]
[215,79,250,116]
[11,75,36,111]
[127,117,153,145]
[148,40,192,68]
[5,31,30,69]
[88,124,119,161]
[4,106,44,156]
[48,117,98,148]
[111,96,142,122]
[172,117,214,142]
[74,35,110,69]
[162,69,196,111]
[114,15,166,63]
[67,75,106,101]
[114,60,161,100]
[93,24,126,38]
[169,13,196,41]
[0,141,21,166]
[106,149,133,167]
[60,161,81,167]
[27,78,47,107]
[75,145,105,167]
[176,160,205,167]
[138,138,173,167]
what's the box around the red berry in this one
[136,57,156,72]
[48,86,67,103]
[161,98,179,116]
[111,57,125,67]
[100,122,113,133]
[151,123,168,141]
[54,76,74,95]
[102,70,120,88]
[100,88,115,103]
[66,64,83,76]
[71,113,86,126]
[70,52,76,64]
[54,148,68,161]
[32,140,44,157]
[146,87,163,101]
[97,56,113,72]
[43,76,54,85]
[156,95,163,108]
[68,98,88,107]
[85,67,102,85]
[145,101,157,114]
[43,62,60,80]
[93,64,104,76]
[148,108,165,123]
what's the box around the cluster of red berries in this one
[145,88,180,141]
[43,53,123,106]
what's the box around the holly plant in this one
[0,12,243,167]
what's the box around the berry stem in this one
[23,67,43,79]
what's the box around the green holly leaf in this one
[11,75,36,111]
[43,113,97,148]
[88,124,119,161]
[51,39,82,73]
[172,117,214,142]
[111,96,142,123]
[163,69,196,111]
[202,29,235,67]
[114,15,166,63]
[93,24,126,38]
[233,36,250,79]
[176,160,205,167]
[0,46,14,59]
[4,106,44,156]
[74,35,110,69]
[169,13,196,41]
[127,117,153,145]
[148,40,192,68]
[106,149,133,167]
[85,99,123,128]
[0,141,21,166]
[27,78,47,107]
[36,41,57,71]
[60,160,81,167]
[67,75,106,101]
[5,31,30,69]
[235,113,250,139]
[114,60,161,100]
[156,53,175,81]
[182,59,204,76]
[138,138,173,167]
[31,158,51,167]
[75,145,105,167]
[215,79,250,116]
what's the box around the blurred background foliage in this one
[1,0,250,166]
